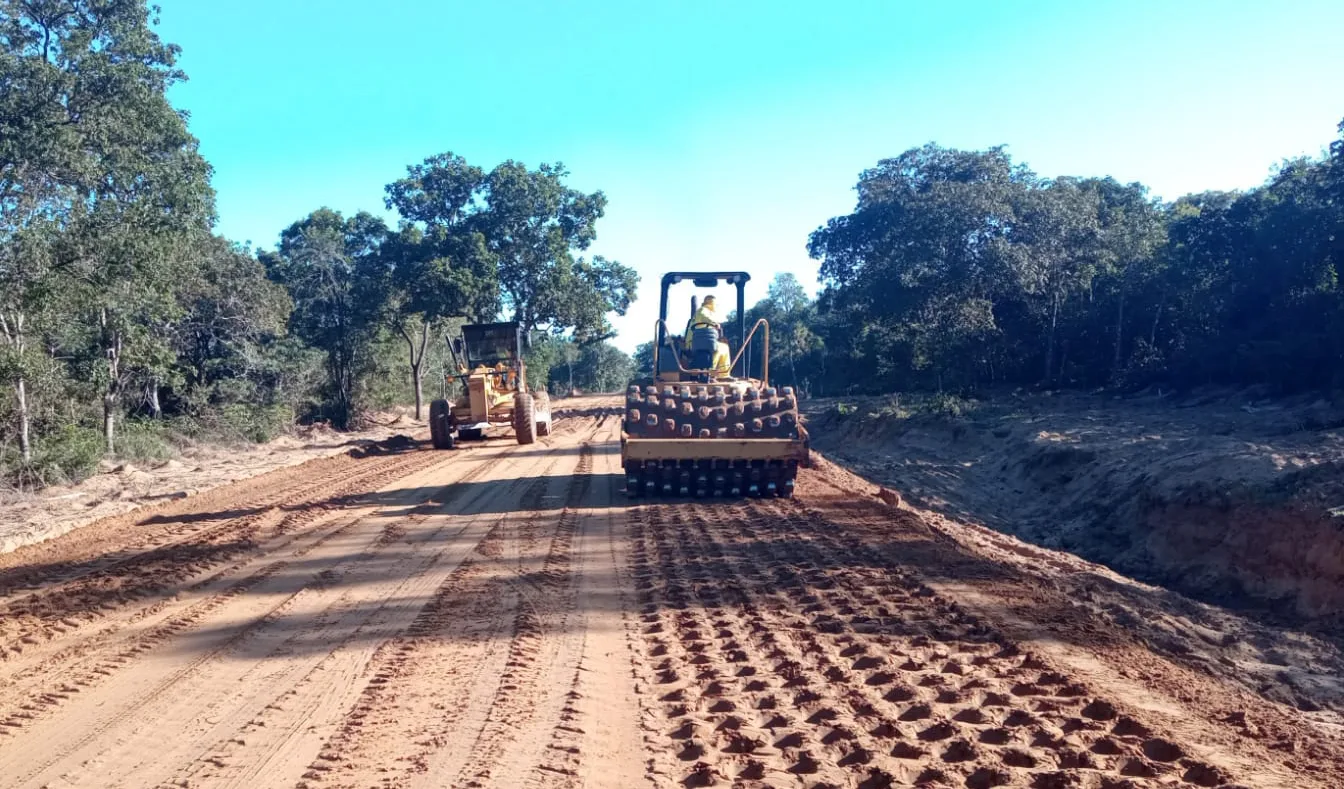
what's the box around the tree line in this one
[672,122,1343,399]
[0,1,636,485]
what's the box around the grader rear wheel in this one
[534,391,552,436]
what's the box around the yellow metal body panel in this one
[458,364,520,425]
[622,437,808,463]
[467,375,491,422]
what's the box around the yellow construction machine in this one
[427,321,551,449]
[622,271,809,498]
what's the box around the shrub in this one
[925,392,975,419]
[2,425,106,488]
[115,420,176,463]
[206,404,294,444]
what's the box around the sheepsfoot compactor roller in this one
[622,271,809,498]
[427,321,551,449]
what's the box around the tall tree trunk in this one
[101,309,121,455]
[146,379,162,419]
[15,377,31,463]
[332,350,352,428]
[331,307,353,429]
[417,322,429,418]
[410,360,424,419]
[1044,291,1060,385]
[399,321,430,421]
[1149,294,1165,345]
[1113,292,1125,376]
[103,392,116,454]
[1,312,32,463]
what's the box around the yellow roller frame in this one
[622,437,809,464]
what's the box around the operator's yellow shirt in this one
[682,306,732,376]
[684,305,720,340]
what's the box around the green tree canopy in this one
[385,153,637,342]
[804,124,1344,394]
[262,209,390,427]
[1,0,214,455]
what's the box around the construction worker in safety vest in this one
[684,295,732,377]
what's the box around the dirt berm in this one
[805,390,1344,624]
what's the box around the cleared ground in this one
[0,396,1338,788]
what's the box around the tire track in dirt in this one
[292,518,520,789]
[0,413,618,789]
[286,443,581,789]
[293,416,615,789]
[522,435,632,789]
[159,450,554,789]
[443,440,588,788]
[2,397,1310,788]
[0,445,421,590]
[0,448,445,664]
[625,493,1238,789]
[0,439,548,788]
[0,450,469,734]
[479,441,593,788]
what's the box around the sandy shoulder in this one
[0,416,422,555]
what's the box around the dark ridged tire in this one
[514,392,536,445]
[429,399,454,449]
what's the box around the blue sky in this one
[156,0,1344,352]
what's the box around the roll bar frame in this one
[657,271,751,377]
[652,317,770,387]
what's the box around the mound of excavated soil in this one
[805,390,1344,623]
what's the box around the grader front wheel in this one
[428,399,454,450]
[514,392,537,445]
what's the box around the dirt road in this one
[0,397,1338,788]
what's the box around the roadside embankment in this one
[804,390,1344,623]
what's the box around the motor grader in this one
[622,271,809,498]
[427,321,552,449]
